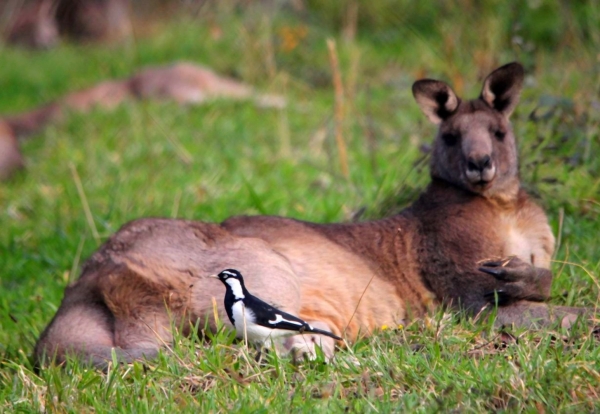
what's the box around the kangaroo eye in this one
[494,130,506,141]
[441,132,459,146]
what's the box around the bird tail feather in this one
[305,326,342,341]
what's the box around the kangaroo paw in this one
[479,256,533,281]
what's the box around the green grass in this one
[1,2,599,412]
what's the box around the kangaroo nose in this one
[467,155,491,172]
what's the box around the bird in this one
[210,269,342,346]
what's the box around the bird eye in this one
[441,132,459,146]
[494,130,506,141]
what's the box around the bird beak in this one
[208,274,219,279]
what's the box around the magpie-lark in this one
[210,269,342,345]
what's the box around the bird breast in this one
[231,301,292,344]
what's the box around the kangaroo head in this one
[412,62,524,199]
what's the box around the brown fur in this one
[61,80,133,112]
[4,0,130,48]
[54,0,130,43]
[3,63,283,137]
[4,80,132,141]
[5,103,62,139]
[4,0,59,49]
[130,63,285,108]
[34,63,589,368]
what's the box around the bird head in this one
[210,269,247,300]
[210,269,244,282]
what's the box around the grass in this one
[1,1,599,412]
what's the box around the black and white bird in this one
[210,269,342,345]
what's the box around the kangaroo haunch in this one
[34,63,587,368]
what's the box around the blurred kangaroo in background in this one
[3,62,283,139]
[4,0,130,49]
[0,62,284,179]
[34,63,589,369]
[4,0,58,49]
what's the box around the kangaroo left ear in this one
[480,62,525,117]
[412,79,460,124]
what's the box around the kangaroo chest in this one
[418,192,554,271]
[497,207,554,269]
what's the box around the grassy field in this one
[1,1,599,412]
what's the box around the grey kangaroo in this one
[34,62,588,368]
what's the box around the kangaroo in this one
[34,63,586,368]
[129,62,286,108]
[1,62,285,181]
[1,62,284,161]
[4,0,129,48]
[54,0,130,43]
[4,0,59,50]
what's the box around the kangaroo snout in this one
[466,153,495,184]
[467,154,491,172]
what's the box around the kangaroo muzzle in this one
[465,153,496,185]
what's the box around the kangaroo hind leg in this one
[493,301,591,329]
[34,298,159,370]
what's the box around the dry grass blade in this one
[327,38,349,179]
[551,259,600,292]
[343,273,377,337]
[149,113,193,165]
[69,163,100,245]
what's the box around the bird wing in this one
[244,295,342,340]
[245,296,309,332]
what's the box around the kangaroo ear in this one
[412,80,460,124]
[480,62,524,117]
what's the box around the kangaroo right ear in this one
[480,62,524,117]
[412,80,459,124]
